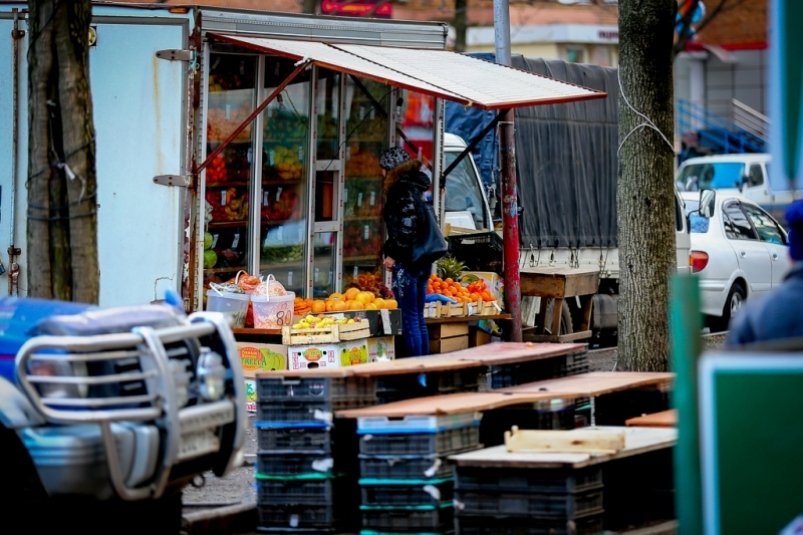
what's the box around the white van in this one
[676,153,798,226]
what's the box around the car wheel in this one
[713,282,746,332]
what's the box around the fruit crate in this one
[257,422,333,453]
[454,466,603,495]
[282,319,370,345]
[359,423,481,457]
[454,488,604,519]
[359,453,456,480]
[257,399,334,423]
[359,477,454,507]
[360,503,454,532]
[258,375,377,407]
[258,503,335,530]
[256,474,336,505]
[258,452,334,477]
[455,512,604,535]
[446,232,504,273]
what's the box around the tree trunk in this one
[617,0,677,371]
[453,0,467,52]
[27,0,98,303]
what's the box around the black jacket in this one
[381,161,430,266]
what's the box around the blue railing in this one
[677,99,767,154]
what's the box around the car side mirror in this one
[699,189,716,218]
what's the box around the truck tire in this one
[544,298,573,335]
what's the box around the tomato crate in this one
[258,375,377,407]
[454,488,605,520]
[360,503,454,532]
[454,466,603,495]
[359,477,454,507]
[359,423,481,457]
[455,512,604,535]
[257,422,333,454]
[282,319,370,345]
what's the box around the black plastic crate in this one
[258,452,334,477]
[258,399,334,423]
[455,512,604,535]
[258,375,376,408]
[486,359,572,389]
[455,488,604,519]
[257,424,333,453]
[376,369,481,403]
[359,477,454,507]
[359,425,480,456]
[455,466,603,494]
[359,453,456,480]
[446,232,504,273]
[360,503,454,532]
[257,503,335,530]
[257,476,335,505]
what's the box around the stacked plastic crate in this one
[453,465,606,534]
[255,374,376,533]
[356,412,483,535]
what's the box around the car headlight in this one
[27,358,89,399]
[196,349,226,401]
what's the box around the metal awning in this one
[208,33,605,110]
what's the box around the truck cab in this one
[441,133,495,232]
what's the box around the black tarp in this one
[445,55,618,249]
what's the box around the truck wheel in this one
[544,299,573,335]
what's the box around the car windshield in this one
[677,162,745,191]
[444,151,488,230]
[683,199,711,233]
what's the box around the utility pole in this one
[493,0,522,342]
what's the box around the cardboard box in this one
[244,378,257,413]
[428,322,469,339]
[429,335,469,354]
[287,339,369,371]
[237,342,287,373]
[367,335,396,362]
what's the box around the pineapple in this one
[437,255,467,280]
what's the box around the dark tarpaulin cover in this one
[445,54,618,249]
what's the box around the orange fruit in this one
[385,299,398,309]
[312,300,326,313]
[344,287,360,301]
[332,300,348,311]
[374,297,386,309]
[365,303,378,310]
[348,300,363,310]
[356,291,375,304]
[329,292,343,300]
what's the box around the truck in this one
[444,56,691,342]
[0,295,247,531]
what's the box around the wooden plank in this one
[520,268,600,298]
[499,371,674,397]
[505,426,626,453]
[527,329,593,343]
[448,426,677,469]
[626,409,677,428]
[433,341,588,366]
[425,313,512,324]
[337,391,572,418]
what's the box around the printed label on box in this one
[287,340,369,370]
[237,343,287,373]
[244,379,256,413]
[367,336,395,362]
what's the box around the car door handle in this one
[740,251,747,257]
[772,253,779,260]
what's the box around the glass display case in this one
[201,52,392,301]
[203,53,257,290]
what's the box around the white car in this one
[681,190,791,331]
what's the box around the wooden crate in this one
[429,322,469,354]
[281,319,370,345]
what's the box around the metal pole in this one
[494,0,522,342]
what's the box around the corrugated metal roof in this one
[209,33,605,110]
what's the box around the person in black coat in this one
[725,200,803,348]
[379,146,432,357]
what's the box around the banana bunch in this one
[292,314,356,330]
